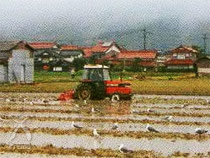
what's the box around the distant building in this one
[82,41,123,59]
[34,49,71,72]
[196,56,210,76]
[29,42,61,71]
[97,50,158,71]
[29,42,59,52]
[165,45,198,70]
[0,41,34,83]
[60,45,84,62]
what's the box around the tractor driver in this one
[90,69,103,81]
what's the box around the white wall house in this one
[0,41,34,83]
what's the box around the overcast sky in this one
[0,0,210,48]
[1,0,210,27]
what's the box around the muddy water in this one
[0,104,75,111]
[133,107,210,115]
[1,120,210,135]
[1,111,210,124]
[133,103,210,109]
[0,133,209,156]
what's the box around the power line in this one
[141,28,152,50]
[202,33,209,53]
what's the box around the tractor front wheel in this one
[111,94,120,102]
[76,84,92,100]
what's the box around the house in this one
[29,42,59,51]
[60,45,84,63]
[196,56,210,76]
[97,50,158,71]
[29,42,62,71]
[0,41,34,83]
[34,49,70,71]
[82,41,123,59]
[165,45,198,69]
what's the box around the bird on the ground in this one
[71,121,83,129]
[93,128,100,137]
[119,144,133,153]
[181,103,189,108]
[29,101,34,105]
[84,100,87,105]
[195,128,208,135]
[112,123,119,130]
[162,116,173,121]
[43,100,49,104]
[91,107,95,113]
[74,104,79,108]
[146,124,159,133]
[91,107,100,113]
[147,108,155,113]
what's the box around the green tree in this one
[72,58,87,71]
[132,58,142,72]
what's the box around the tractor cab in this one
[75,64,132,101]
[82,65,110,81]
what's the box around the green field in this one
[0,71,210,95]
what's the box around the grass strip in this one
[0,144,161,158]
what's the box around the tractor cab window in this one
[82,68,110,81]
[103,69,111,81]
[90,69,103,81]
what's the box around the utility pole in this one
[202,34,208,53]
[141,28,152,50]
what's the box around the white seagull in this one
[71,121,83,129]
[93,128,100,137]
[181,103,189,108]
[91,107,100,113]
[147,108,155,113]
[112,123,119,130]
[5,99,10,103]
[119,144,133,153]
[84,100,87,105]
[146,124,159,133]
[162,116,173,121]
[91,107,95,113]
[195,128,208,135]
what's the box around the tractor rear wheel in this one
[76,84,92,100]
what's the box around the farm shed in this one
[196,56,210,76]
[0,41,34,83]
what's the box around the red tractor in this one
[58,64,133,101]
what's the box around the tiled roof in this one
[140,61,157,67]
[60,45,80,51]
[165,59,194,65]
[170,45,198,53]
[0,41,21,51]
[117,50,157,59]
[29,42,57,50]
[82,45,110,58]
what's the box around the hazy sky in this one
[0,0,210,48]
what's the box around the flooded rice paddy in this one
[0,93,210,157]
